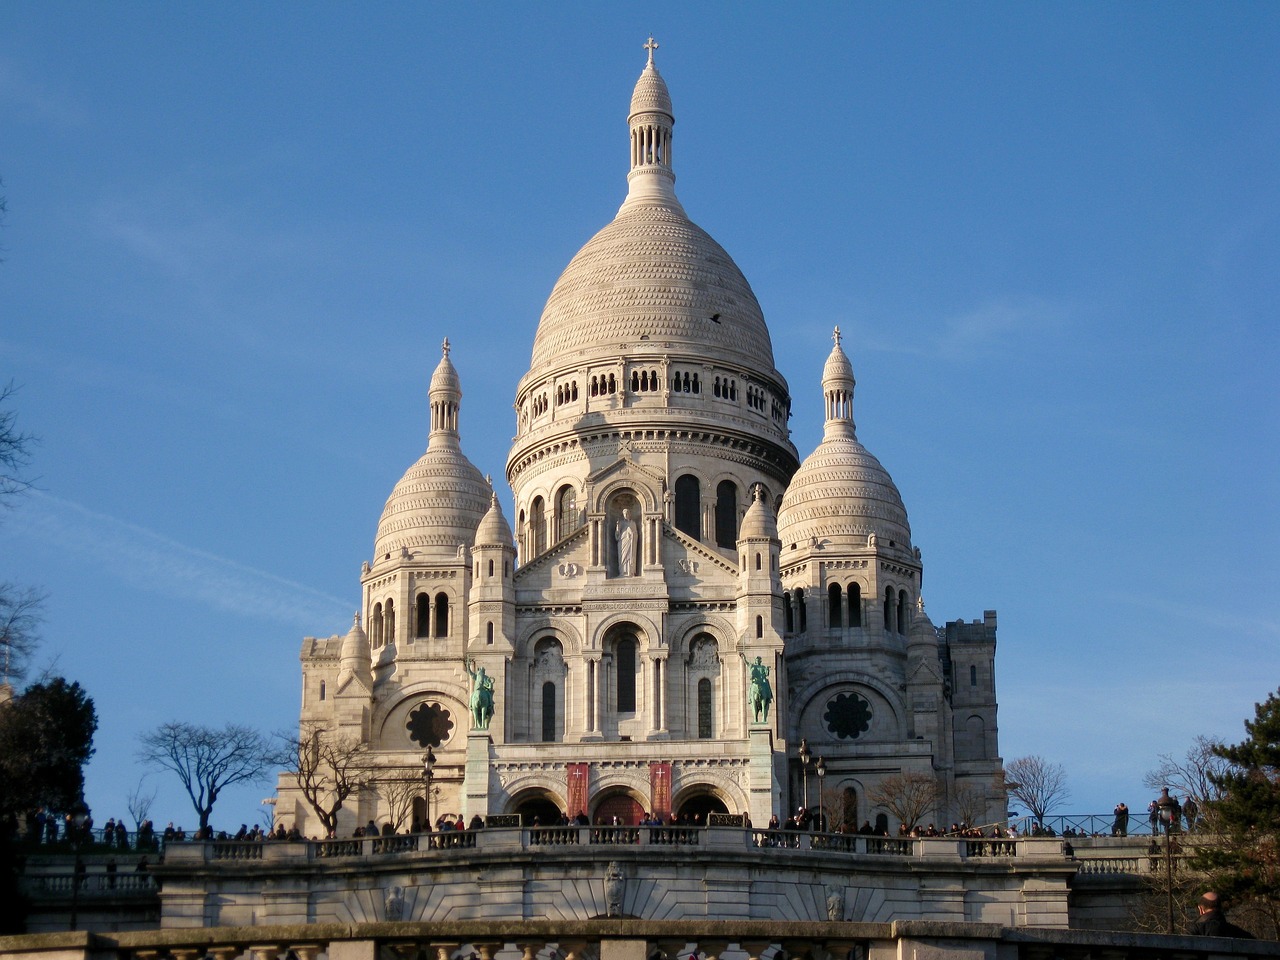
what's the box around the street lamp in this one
[1156,786,1179,934]
[798,738,812,815]
[815,756,827,833]
[423,748,437,832]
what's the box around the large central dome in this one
[530,204,776,374]
[526,43,778,381]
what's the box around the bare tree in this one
[1004,755,1070,823]
[953,781,993,828]
[0,584,43,685]
[138,722,278,831]
[125,780,156,830]
[1143,734,1230,810]
[0,382,36,508]
[286,724,368,837]
[374,775,423,831]
[868,771,939,831]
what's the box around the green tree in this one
[0,677,97,820]
[1192,688,1280,938]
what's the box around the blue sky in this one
[2,3,1277,830]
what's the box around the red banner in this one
[567,763,590,820]
[650,762,672,822]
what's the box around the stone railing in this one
[167,827,1069,865]
[1,919,1277,960]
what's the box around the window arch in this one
[415,593,430,637]
[487,621,494,645]
[371,602,384,648]
[784,591,794,633]
[555,484,579,542]
[532,637,565,743]
[384,599,395,645]
[755,615,763,639]
[433,592,449,638]
[674,474,700,540]
[898,589,909,636]
[847,583,862,627]
[828,583,843,628]
[795,587,807,632]
[884,587,896,633]
[715,480,738,548]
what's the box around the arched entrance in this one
[674,790,730,824]
[594,792,643,825]
[511,790,564,827]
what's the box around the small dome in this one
[374,449,490,561]
[738,485,776,541]
[629,42,672,119]
[777,436,912,551]
[475,492,513,547]
[338,612,371,686]
[429,341,461,397]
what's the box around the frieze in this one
[410,570,459,582]
[879,561,919,579]
[518,605,584,617]
[583,599,669,610]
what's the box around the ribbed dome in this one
[629,57,672,118]
[530,204,777,374]
[738,485,776,541]
[475,492,513,547]
[776,436,912,550]
[373,448,490,561]
[373,344,491,562]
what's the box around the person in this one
[740,653,774,722]
[1112,802,1129,836]
[1182,796,1199,831]
[615,508,637,576]
[1191,891,1253,938]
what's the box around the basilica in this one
[274,42,1004,837]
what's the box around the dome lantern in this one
[822,327,857,440]
[623,37,681,211]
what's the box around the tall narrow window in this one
[542,682,557,742]
[434,592,449,638]
[616,635,637,712]
[970,664,977,687]
[487,622,494,645]
[372,603,384,648]
[697,678,713,739]
[384,599,395,644]
[795,588,807,632]
[674,475,701,540]
[755,615,763,639]
[784,592,794,633]
[556,485,579,541]
[715,480,738,548]
[847,583,861,628]
[898,589,909,636]
[530,496,547,555]
[828,583,843,628]
[415,593,430,637]
[319,680,326,701]
[884,587,896,633]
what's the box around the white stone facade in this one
[275,42,1003,839]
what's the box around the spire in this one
[428,337,463,448]
[822,326,857,439]
[622,36,683,212]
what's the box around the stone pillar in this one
[464,731,492,820]
[748,726,778,826]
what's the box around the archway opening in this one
[594,792,644,826]
[675,791,730,825]
[512,791,564,827]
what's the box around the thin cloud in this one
[10,491,350,630]
[1098,589,1280,642]
[934,297,1067,360]
[0,56,89,129]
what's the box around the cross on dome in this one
[441,337,451,357]
[644,36,659,64]
[833,326,842,347]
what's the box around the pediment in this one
[661,523,739,577]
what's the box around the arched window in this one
[828,583,843,628]
[898,589,909,636]
[970,664,977,687]
[674,475,700,540]
[487,621,494,645]
[715,480,738,548]
[556,485,579,541]
[384,599,394,644]
[795,588,807,632]
[847,583,861,627]
[542,682,557,743]
[371,603,384,648]
[884,587,896,633]
[530,496,546,555]
[488,558,494,576]
[415,593,430,637]
[616,634,637,713]
[697,678,713,739]
[319,680,326,701]
[755,615,763,639]
[433,592,449,638]
[755,551,762,570]
[784,591,794,633]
